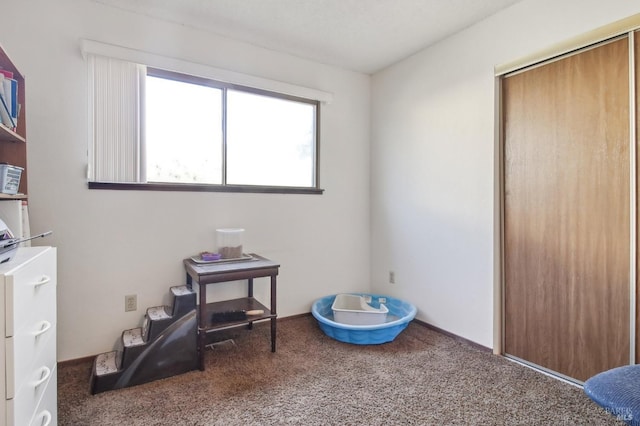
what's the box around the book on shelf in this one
[0,95,14,130]
[0,74,16,130]
[6,78,16,123]
[0,69,13,79]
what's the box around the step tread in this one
[122,327,145,347]
[148,305,171,320]
[171,285,193,296]
[95,351,119,376]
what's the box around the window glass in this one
[145,76,223,184]
[226,90,316,187]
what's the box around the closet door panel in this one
[503,37,630,382]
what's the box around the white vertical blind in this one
[88,55,145,182]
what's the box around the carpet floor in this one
[58,316,621,425]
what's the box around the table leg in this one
[271,274,277,352]
[247,278,254,330]
[198,281,207,371]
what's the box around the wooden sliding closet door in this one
[503,37,630,382]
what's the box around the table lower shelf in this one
[199,297,274,331]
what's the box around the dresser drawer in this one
[6,342,56,426]
[5,248,56,337]
[29,365,57,426]
[6,323,56,399]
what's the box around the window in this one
[226,89,317,187]
[87,53,323,194]
[145,72,223,185]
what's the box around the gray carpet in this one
[58,316,621,425]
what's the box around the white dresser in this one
[0,247,57,426]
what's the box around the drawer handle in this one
[32,320,52,337]
[30,276,51,288]
[34,409,52,426]
[32,365,51,388]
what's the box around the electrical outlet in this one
[125,294,137,312]
[389,271,395,284]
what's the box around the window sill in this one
[88,181,325,195]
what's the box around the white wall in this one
[370,0,640,348]
[7,0,637,362]
[2,0,371,361]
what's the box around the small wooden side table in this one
[183,254,279,371]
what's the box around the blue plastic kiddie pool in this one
[311,293,417,345]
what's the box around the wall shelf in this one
[0,193,26,200]
[0,44,27,196]
[0,125,25,144]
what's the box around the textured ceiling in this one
[90,0,523,74]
